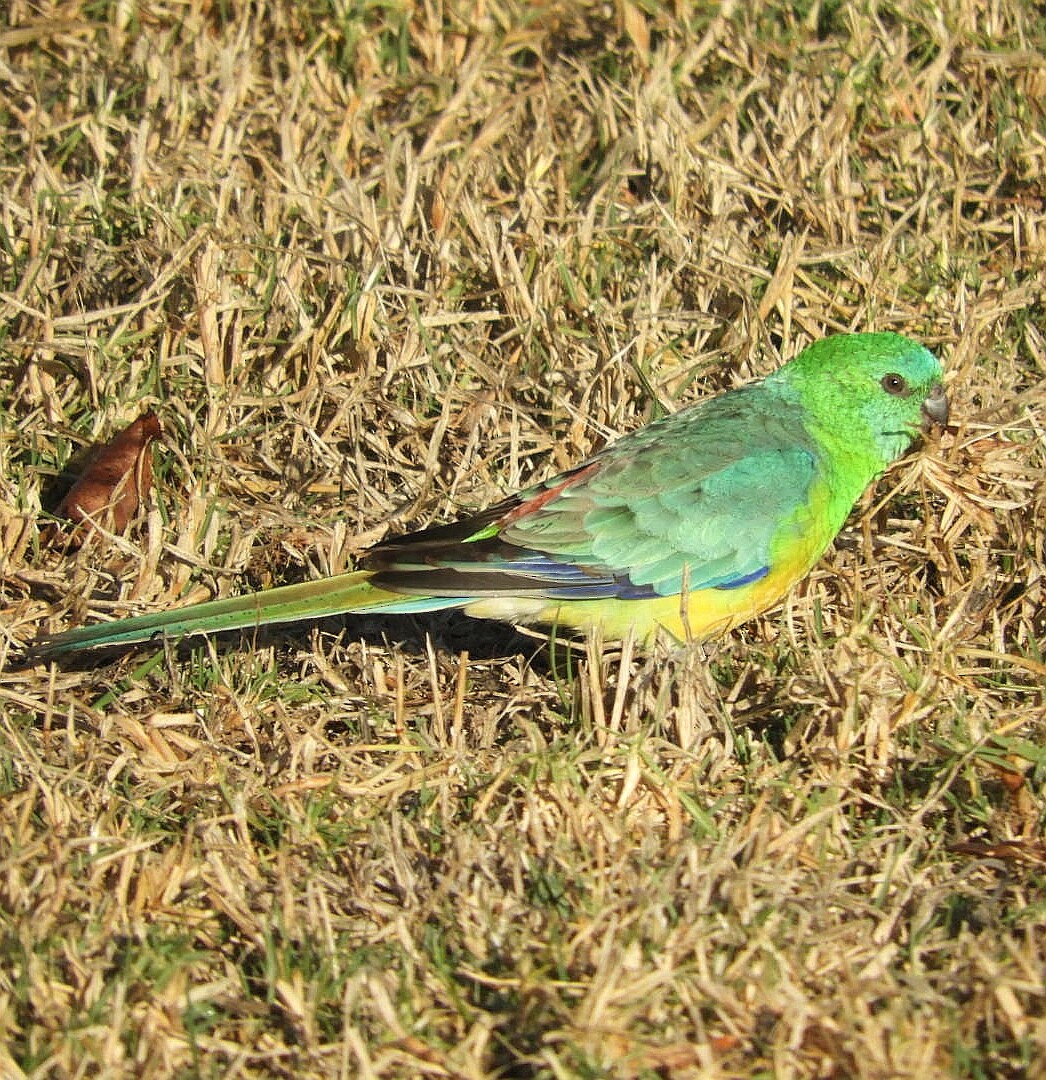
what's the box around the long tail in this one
[38,572,467,657]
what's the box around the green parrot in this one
[40,332,948,656]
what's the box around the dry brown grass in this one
[2,0,1045,1076]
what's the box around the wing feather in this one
[366,383,822,601]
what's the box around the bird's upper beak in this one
[921,383,949,430]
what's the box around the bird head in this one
[770,332,948,468]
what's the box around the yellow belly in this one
[462,502,833,644]
[463,549,822,643]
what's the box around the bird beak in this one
[921,383,949,430]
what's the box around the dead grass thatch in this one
[1,0,1044,1076]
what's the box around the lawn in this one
[1,0,1044,1076]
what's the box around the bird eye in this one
[881,373,909,396]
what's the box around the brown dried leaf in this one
[619,1,651,61]
[56,411,162,541]
[948,840,1046,866]
[994,761,1028,796]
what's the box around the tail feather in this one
[38,571,467,656]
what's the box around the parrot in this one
[39,332,948,657]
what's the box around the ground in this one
[1,1,1044,1076]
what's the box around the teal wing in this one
[366,386,823,601]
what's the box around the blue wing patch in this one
[713,565,770,590]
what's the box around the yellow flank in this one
[461,533,826,643]
[464,482,837,644]
[536,555,813,642]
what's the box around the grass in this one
[2,0,1045,1076]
